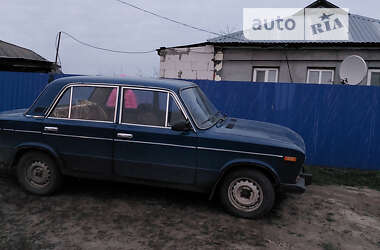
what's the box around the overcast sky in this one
[0,0,379,77]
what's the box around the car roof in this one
[26,76,198,117]
[51,76,197,92]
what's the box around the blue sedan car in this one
[0,76,311,218]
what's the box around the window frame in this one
[306,68,335,84]
[367,69,380,86]
[252,67,279,83]
[46,84,193,130]
[46,84,119,124]
[119,86,190,129]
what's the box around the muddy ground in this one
[0,174,379,250]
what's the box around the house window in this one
[307,69,334,84]
[252,68,279,82]
[367,69,380,86]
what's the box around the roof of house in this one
[157,0,380,51]
[305,0,339,8]
[207,13,380,45]
[0,40,47,61]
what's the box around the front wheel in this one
[16,152,62,195]
[219,169,275,219]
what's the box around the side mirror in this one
[171,120,191,131]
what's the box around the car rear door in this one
[43,84,118,176]
[113,87,198,184]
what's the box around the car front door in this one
[43,84,118,175]
[114,87,198,184]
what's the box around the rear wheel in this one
[16,152,62,195]
[219,169,275,219]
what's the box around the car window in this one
[50,86,117,122]
[106,88,138,108]
[71,86,116,122]
[180,87,218,129]
[168,95,186,126]
[121,88,167,127]
[50,88,71,118]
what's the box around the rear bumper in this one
[279,173,312,194]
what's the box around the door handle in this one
[44,126,58,132]
[117,133,133,139]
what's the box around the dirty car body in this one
[0,76,311,218]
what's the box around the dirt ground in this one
[0,174,379,250]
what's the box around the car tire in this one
[16,152,62,195]
[219,169,275,219]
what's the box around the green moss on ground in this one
[305,166,380,191]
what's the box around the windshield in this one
[180,87,220,129]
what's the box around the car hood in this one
[212,118,306,154]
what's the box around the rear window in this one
[50,85,117,122]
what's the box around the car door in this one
[43,84,118,175]
[114,87,198,184]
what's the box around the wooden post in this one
[55,32,62,66]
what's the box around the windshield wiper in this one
[216,112,228,127]
[200,116,214,125]
[201,111,224,126]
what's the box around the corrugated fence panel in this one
[0,71,50,112]
[0,72,379,170]
[193,80,380,171]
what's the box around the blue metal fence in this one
[0,71,379,170]
[0,71,50,112]
[193,80,380,171]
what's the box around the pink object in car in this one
[107,88,137,108]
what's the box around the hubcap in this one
[25,161,51,188]
[228,178,263,212]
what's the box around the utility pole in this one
[55,31,62,66]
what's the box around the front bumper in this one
[279,173,312,194]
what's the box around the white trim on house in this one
[252,68,279,82]
[307,69,335,84]
[367,69,380,86]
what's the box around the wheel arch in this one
[208,159,280,200]
[11,143,64,173]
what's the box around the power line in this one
[60,31,157,54]
[113,0,247,43]
[114,0,220,37]
[56,1,245,61]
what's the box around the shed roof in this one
[0,40,47,61]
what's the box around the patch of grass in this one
[326,214,335,222]
[0,235,37,250]
[320,242,339,250]
[305,166,380,191]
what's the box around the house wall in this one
[219,47,380,85]
[158,45,215,80]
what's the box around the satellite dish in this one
[339,55,368,85]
